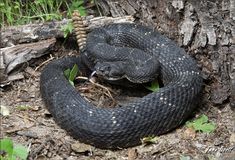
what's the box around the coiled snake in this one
[40,23,203,149]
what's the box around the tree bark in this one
[96,0,235,107]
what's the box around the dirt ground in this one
[1,46,235,160]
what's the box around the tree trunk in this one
[96,0,235,107]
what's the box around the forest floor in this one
[1,44,235,160]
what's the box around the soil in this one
[1,44,235,160]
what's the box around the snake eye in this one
[99,66,110,73]
[96,65,110,75]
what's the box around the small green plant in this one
[141,136,158,145]
[64,64,79,86]
[61,1,87,38]
[145,80,160,92]
[61,21,74,38]
[186,114,216,133]
[66,0,87,17]
[1,0,89,27]
[0,138,28,160]
[0,0,63,26]
[16,105,30,111]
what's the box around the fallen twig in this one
[76,76,115,102]
[34,54,54,71]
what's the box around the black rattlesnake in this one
[40,23,203,149]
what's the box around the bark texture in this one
[96,0,235,107]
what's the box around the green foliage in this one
[141,136,158,145]
[61,0,87,38]
[61,21,74,38]
[0,138,28,160]
[186,114,216,133]
[67,0,87,17]
[16,105,30,111]
[0,0,88,27]
[145,80,160,92]
[64,64,79,86]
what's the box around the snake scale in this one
[40,23,203,149]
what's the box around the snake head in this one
[94,61,126,81]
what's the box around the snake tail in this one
[72,10,87,50]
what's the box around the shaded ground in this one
[1,45,235,160]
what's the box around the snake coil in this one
[40,23,203,149]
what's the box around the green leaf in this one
[77,6,86,16]
[145,80,160,92]
[10,156,16,160]
[0,138,14,158]
[69,80,74,86]
[13,144,28,160]
[64,68,71,79]
[141,136,158,144]
[0,3,4,7]
[195,114,208,124]
[69,64,79,82]
[13,2,20,9]
[0,138,28,160]
[64,64,79,86]
[16,105,30,111]
[195,123,216,133]
[60,22,74,38]
[186,114,216,133]
[67,0,87,17]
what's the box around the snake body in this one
[40,23,203,148]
